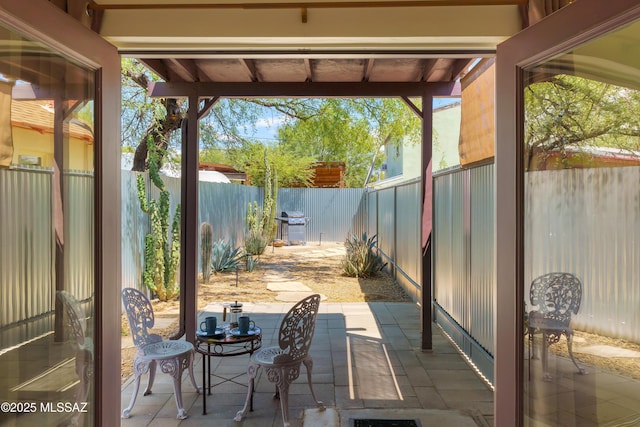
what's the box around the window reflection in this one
[523,19,640,427]
[0,23,95,426]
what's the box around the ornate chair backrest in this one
[121,287,162,348]
[57,290,87,348]
[529,272,583,326]
[275,294,321,364]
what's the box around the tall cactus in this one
[200,222,213,283]
[136,139,181,301]
[262,149,278,241]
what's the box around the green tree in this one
[230,140,315,187]
[121,59,422,186]
[277,98,421,187]
[525,74,640,170]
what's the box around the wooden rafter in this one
[167,58,199,82]
[240,59,259,82]
[303,58,313,82]
[362,59,375,82]
[139,59,170,82]
[420,58,439,82]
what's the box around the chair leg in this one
[122,358,148,418]
[566,333,587,375]
[302,356,325,410]
[234,362,260,422]
[277,368,292,427]
[71,352,92,426]
[541,332,552,381]
[187,350,203,393]
[159,356,189,419]
[143,359,157,396]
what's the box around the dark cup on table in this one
[200,316,217,334]
[238,316,255,334]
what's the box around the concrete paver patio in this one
[120,302,494,427]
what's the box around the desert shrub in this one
[342,232,384,278]
[211,240,244,273]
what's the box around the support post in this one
[181,94,199,344]
[421,91,433,350]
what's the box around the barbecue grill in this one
[277,210,309,245]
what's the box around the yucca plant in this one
[211,240,244,273]
[342,232,384,278]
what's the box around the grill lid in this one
[281,210,304,218]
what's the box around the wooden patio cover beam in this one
[90,0,525,11]
[148,81,461,98]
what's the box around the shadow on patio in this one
[120,302,493,427]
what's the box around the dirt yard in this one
[121,242,412,382]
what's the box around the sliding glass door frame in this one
[495,1,640,425]
[0,2,121,426]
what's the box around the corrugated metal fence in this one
[366,178,423,302]
[525,166,640,342]
[5,165,639,358]
[433,165,495,384]
[121,171,366,290]
[0,167,94,351]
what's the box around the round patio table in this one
[194,326,262,415]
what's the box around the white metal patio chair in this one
[528,272,587,380]
[121,287,201,419]
[56,290,93,427]
[234,294,325,427]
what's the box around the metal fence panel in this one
[0,169,53,331]
[434,170,467,326]
[393,182,422,300]
[470,165,495,354]
[376,188,396,262]
[277,187,366,243]
[65,172,95,300]
[198,181,262,263]
[1,168,94,351]
[120,171,149,290]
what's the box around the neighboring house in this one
[121,155,232,183]
[10,99,94,171]
[371,102,461,189]
[199,161,246,183]
[528,145,640,170]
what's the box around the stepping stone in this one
[263,275,292,282]
[275,291,327,302]
[267,282,312,292]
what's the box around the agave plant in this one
[245,254,260,273]
[211,239,244,273]
[342,232,384,278]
